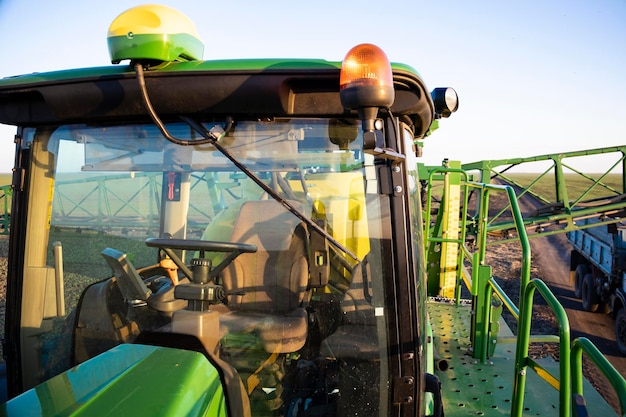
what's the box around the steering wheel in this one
[145,237,257,282]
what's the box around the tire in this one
[616,307,626,356]
[574,264,588,299]
[581,273,599,312]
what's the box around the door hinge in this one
[392,375,415,404]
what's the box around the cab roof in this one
[0,59,434,137]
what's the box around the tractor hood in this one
[0,344,226,417]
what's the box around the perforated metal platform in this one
[428,300,617,417]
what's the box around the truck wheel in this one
[616,308,626,356]
[574,264,587,299]
[581,273,599,312]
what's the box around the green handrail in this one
[423,167,533,361]
[488,276,519,320]
[469,181,531,363]
[424,166,470,301]
[422,156,626,417]
[512,278,571,417]
[571,337,626,417]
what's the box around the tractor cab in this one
[0,5,457,416]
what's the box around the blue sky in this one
[0,0,625,173]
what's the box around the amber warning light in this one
[340,43,395,149]
[339,43,395,112]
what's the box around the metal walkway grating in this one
[428,300,616,417]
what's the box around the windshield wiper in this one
[135,63,360,263]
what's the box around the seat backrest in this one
[221,200,308,313]
[338,260,375,326]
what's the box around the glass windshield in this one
[24,117,394,416]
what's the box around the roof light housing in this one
[107,4,204,64]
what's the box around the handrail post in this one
[512,279,571,417]
[571,337,626,417]
[470,185,490,359]
[471,184,530,362]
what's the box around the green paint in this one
[108,32,204,63]
[0,58,420,88]
[0,344,226,417]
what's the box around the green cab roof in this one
[0,59,420,86]
[0,59,433,137]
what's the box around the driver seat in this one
[219,199,309,353]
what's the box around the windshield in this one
[21,117,397,416]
